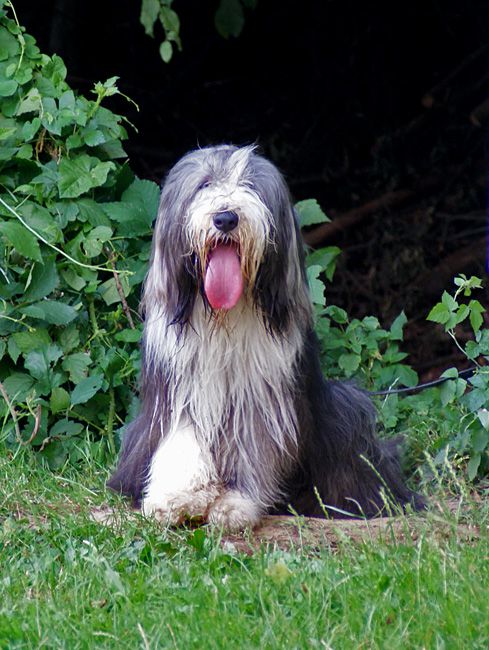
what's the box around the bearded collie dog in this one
[107,145,423,530]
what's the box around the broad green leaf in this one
[20,300,78,325]
[469,299,485,334]
[7,336,20,363]
[338,353,361,375]
[24,345,63,380]
[115,329,142,343]
[24,258,59,301]
[18,202,62,244]
[99,275,130,306]
[61,268,86,291]
[50,386,70,414]
[62,352,91,383]
[478,408,489,431]
[3,372,35,401]
[58,325,80,354]
[467,453,481,481]
[427,303,450,325]
[71,373,104,406]
[140,0,160,36]
[306,265,325,306]
[159,40,173,63]
[441,291,457,312]
[390,311,407,341]
[122,178,160,220]
[440,379,456,407]
[82,225,112,258]
[295,199,330,227]
[49,418,83,437]
[215,0,245,38]
[0,79,18,96]
[325,305,348,324]
[58,155,115,198]
[0,220,42,262]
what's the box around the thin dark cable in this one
[370,366,477,396]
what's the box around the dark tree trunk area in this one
[16,0,489,376]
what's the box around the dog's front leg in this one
[207,490,263,531]
[142,423,219,525]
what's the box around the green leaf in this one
[122,178,160,219]
[114,329,142,343]
[49,418,83,437]
[440,379,456,407]
[441,290,457,312]
[12,329,51,354]
[427,303,450,325]
[58,155,115,198]
[61,268,86,291]
[477,408,489,431]
[99,275,130,306]
[295,199,330,227]
[58,325,80,354]
[50,386,70,414]
[467,453,481,481]
[24,345,63,380]
[159,40,173,63]
[2,372,35,401]
[62,352,91,383]
[20,300,78,325]
[0,220,42,262]
[468,299,485,334]
[82,225,113,258]
[215,0,245,38]
[389,311,407,341]
[0,79,18,96]
[140,0,160,36]
[325,305,348,324]
[71,373,104,406]
[24,257,59,301]
[7,336,20,363]
[306,265,325,306]
[338,353,361,375]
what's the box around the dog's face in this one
[144,145,309,334]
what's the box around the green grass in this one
[1,450,488,650]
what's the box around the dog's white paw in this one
[207,490,262,532]
[142,485,220,526]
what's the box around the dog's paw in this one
[142,485,220,526]
[207,490,262,532]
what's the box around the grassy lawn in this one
[1,451,488,650]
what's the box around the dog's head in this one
[144,145,310,334]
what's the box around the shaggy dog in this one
[107,145,423,530]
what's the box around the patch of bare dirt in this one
[90,500,481,554]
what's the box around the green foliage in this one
[0,3,154,467]
[140,0,181,63]
[426,275,489,480]
[140,0,256,63]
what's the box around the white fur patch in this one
[208,490,262,531]
[142,423,219,524]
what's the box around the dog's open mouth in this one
[204,242,243,311]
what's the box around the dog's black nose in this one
[213,211,239,233]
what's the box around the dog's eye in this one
[198,180,211,191]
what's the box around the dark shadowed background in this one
[15,0,489,376]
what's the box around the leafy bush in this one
[0,2,156,467]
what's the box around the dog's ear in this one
[142,181,199,329]
[254,197,308,335]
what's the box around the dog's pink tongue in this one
[204,244,243,310]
